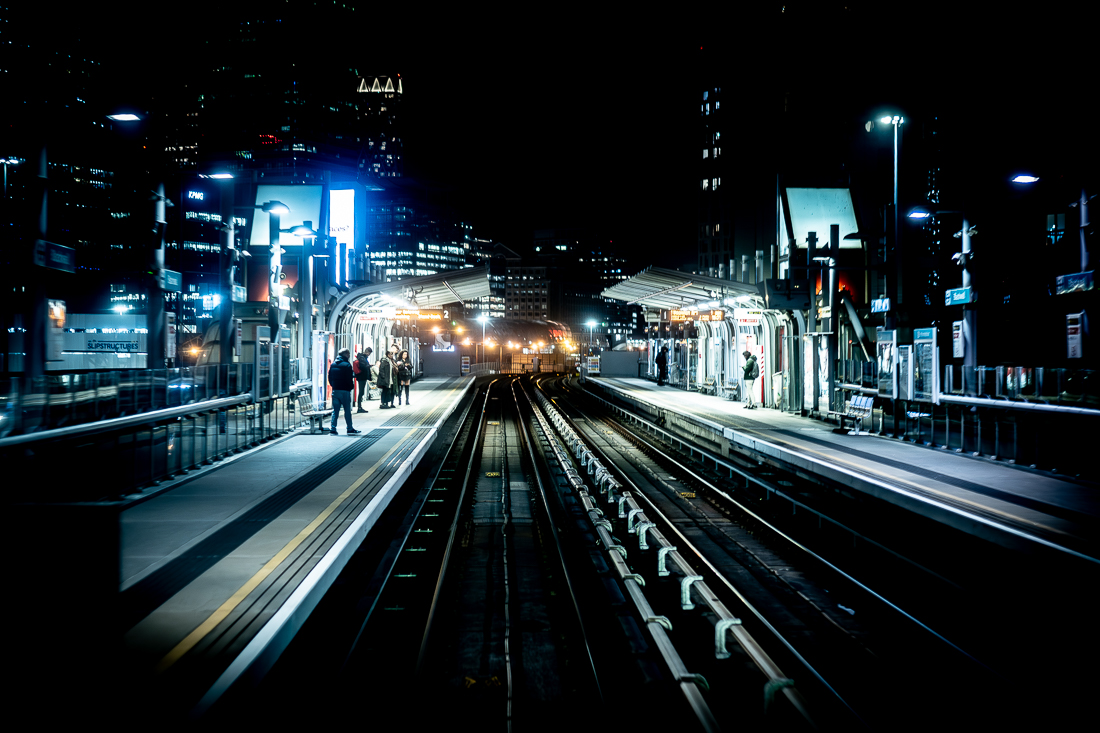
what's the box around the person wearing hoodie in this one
[327,348,361,434]
[742,350,760,409]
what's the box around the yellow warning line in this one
[155,431,417,674]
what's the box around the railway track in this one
[222,373,1090,730]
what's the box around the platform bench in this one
[296,392,333,434]
[698,376,718,395]
[835,394,874,434]
[722,381,740,401]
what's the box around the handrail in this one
[0,394,252,448]
[835,382,1099,416]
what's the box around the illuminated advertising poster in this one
[47,299,65,361]
[876,329,897,399]
[817,337,830,413]
[329,188,354,244]
[912,327,938,403]
[803,338,815,412]
[1067,312,1085,359]
[250,185,323,246]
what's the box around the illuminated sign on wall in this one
[392,309,444,321]
[733,308,763,326]
[668,308,725,322]
[357,76,403,94]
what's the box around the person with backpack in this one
[328,348,361,434]
[742,350,760,409]
[655,346,669,386]
[354,348,372,413]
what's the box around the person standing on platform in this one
[376,348,396,408]
[354,348,373,413]
[656,346,669,386]
[742,350,759,409]
[395,349,412,406]
[328,348,361,434]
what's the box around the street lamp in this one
[236,200,290,339]
[586,320,597,354]
[869,114,904,324]
[288,222,328,361]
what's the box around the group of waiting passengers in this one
[326,342,414,435]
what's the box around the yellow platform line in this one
[155,431,417,674]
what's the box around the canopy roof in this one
[328,265,491,330]
[601,266,759,310]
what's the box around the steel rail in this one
[541,379,825,726]
[566,378,1001,674]
[512,378,604,701]
[340,385,481,668]
[415,379,497,672]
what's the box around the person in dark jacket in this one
[376,349,396,408]
[395,349,412,406]
[742,350,760,409]
[328,348,361,434]
[655,346,669,386]
[354,348,373,412]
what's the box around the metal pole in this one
[220,181,235,367]
[962,216,976,368]
[1079,188,1090,273]
[268,211,282,337]
[827,225,839,411]
[301,234,312,362]
[149,183,168,370]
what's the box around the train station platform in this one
[587,377,1100,565]
[17,376,475,723]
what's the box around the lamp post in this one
[477,314,488,363]
[909,207,977,370]
[870,114,904,326]
[586,320,597,354]
[289,222,328,362]
[235,200,290,340]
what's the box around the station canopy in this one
[601,266,760,311]
[329,265,491,329]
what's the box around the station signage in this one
[1056,271,1094,295]
[945,286,972,306]
[871,297,891,313]
[34,239,76,273]
[668,308,725,322]
[733,308,763,326]
[392,308,444,321]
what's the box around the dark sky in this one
[24,3,1094,273]
[385,20,701,265]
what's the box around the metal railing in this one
[1,362,313,500]
[835,360,1099,479]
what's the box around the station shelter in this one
[602,266,807,411]
[314,267,492,403]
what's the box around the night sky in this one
[18,3,1095,272]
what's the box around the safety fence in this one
[835,360,1098,479]
[1,362,312,501]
